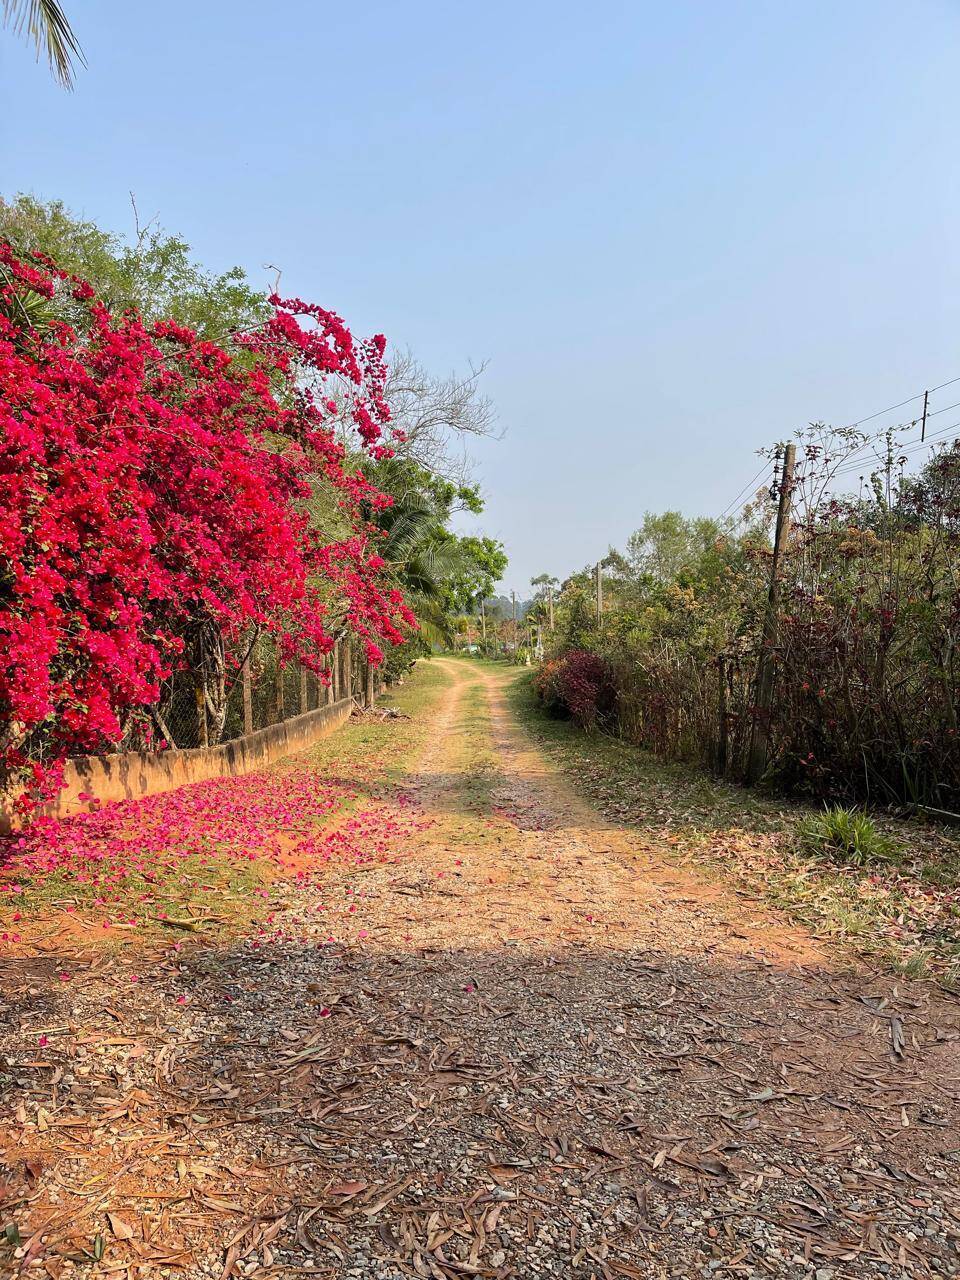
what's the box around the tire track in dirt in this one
[2,657,960,1279]
[456,657,826,966]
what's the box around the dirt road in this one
[2,658,959,1279]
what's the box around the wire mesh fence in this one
[10,632,376,773]
[158,634,360,752]
[139,634,360,754]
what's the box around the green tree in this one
[625,512,722,587]
[0,195,269,340]
[447,537,508,614]
[363,457,505,650]
[530,573,558,600]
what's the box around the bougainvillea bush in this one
[0,241,415,809]
[534,650,616,730]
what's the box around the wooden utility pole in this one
[548,586,554,631]
[920,389,929,442]
[596,562,603,626]
[512,591,518,652]
[480,598,486,648]
[746,442,796,784]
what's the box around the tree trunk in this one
[190,619,227,746]
[274,661,285,724]
[364,659,375,708]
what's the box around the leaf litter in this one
[1,660,959,1278]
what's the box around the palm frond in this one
[3,0,84,88]
[0,259,59,333]
[416,616,453,648]
[402,592,455,646]
[404,541,463,590]
[379,507,437,564]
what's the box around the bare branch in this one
[128,191,159,249]
[384,346,503,487]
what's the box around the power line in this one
[718,373,960,517]
[815,387,960,474]
[839,373,960,431]
[795,374,960,473]
[719,460,772,520]
[898,420,960,456]
[925,397,960,420]
[830,419,960,480]
[835,420,959,473]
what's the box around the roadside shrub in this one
[539,429,960,808]
[534,658,563,714]
[797,806,899,865]
[534,650,615,730]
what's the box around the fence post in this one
[746,442,796,784]
[716,654,728,776]
[340,638,352,702]
[269,642,284,725]
[299,664,308,715]
[195,681,208,748]
[364,658,375,708]
[242,653,253,736]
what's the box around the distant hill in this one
[483,594,534,620]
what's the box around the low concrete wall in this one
[16,697,355,827]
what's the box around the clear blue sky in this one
[3,1,959,596]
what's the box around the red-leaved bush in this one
[0,241,415,808]
[534,650,616,729]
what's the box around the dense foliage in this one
[362,458,507,679]
[536,430,960,809]
[534,650,616,730]
[0,195,269,340]
[0,237,414,807]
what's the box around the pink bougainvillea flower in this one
[0,240,416,814]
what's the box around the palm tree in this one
[377,485,465,647]
[369,458,472,647]
[3,0,84,88]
